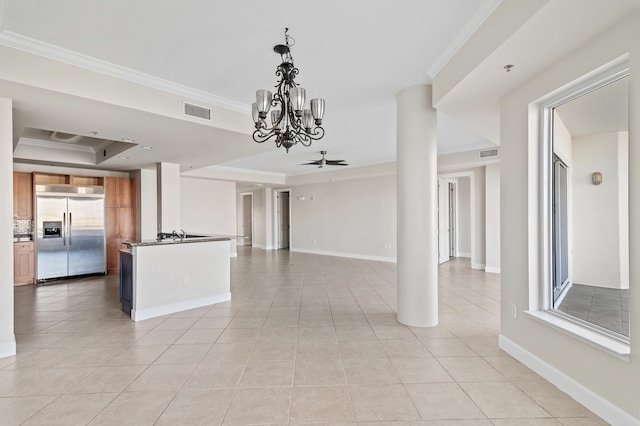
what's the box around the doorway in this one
[276,191,290,249]
[240,193,253,246]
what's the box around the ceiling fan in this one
[302,151,349,168]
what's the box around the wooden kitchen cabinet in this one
[14,242,35,285]
[105,177,137,274]
[105,177,136,208]
[13,172,33,220]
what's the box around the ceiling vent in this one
[183,102,212,121]
[479,148,499,158]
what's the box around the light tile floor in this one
[1,247,607,425]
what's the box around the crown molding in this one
[0,30,251,114]
[427,0,503,79]
[19,137,97,153]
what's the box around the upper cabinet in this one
[105,177,136,208]
[33,173,104,186]
[13,172,33,220]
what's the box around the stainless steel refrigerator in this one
[36,185,106,281]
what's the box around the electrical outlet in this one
[510,303,518,318]
[184,276,190,286]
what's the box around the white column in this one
[134,169,158,241]
[0,98,16,357]
[397,85,438,327]
[156,162,181,233]
[485,164,501,273]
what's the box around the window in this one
[538,63,630,351]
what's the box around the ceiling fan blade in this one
[301,161,321,165]
[326,160,347,165]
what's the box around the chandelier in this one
[251,28,325,152]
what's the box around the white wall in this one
[180,177,237,255]
[457,177,472,256]
[500,11,640,422]
[290,175,397,262]
[0,98,15,358]
[571,132,627,288]
[485,163,500,273]
[553,112,573,165]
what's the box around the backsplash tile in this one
[13,219,33,235]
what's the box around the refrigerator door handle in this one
[63,212,66,246]
[69,212,72,245]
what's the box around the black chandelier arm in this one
[293,125,324,141]
[252,128,278,144]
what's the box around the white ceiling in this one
[3,0,638,178]
[1,0,498,176]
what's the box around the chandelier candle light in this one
[252,28,325,152]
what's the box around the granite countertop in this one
[126,233,232,248]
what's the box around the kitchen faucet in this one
[171,229,186,239]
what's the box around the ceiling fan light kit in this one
[252,28,325,152]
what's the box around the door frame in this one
[437,171,477,268]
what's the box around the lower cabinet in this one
[119,250,133,315]
[14,242,35,285]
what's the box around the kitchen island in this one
[122,234,231,321]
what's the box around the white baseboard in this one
[230,252,238,258]
[471,262,486,270]
[132,292,231,321]
[498,335,639,426]
[456,252,471,258]
[251,244,277,250]
[290,247,397,263]
[485,266,501,274]
[0,339,16,359]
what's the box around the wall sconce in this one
[592,172,603,186]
